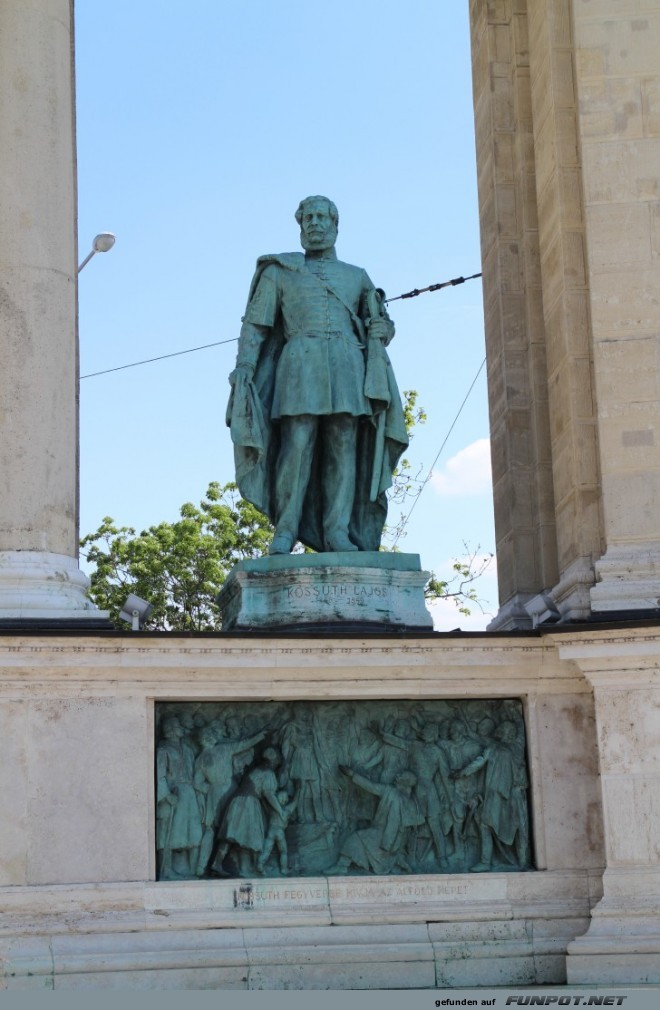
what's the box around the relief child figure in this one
[257,790,298,875]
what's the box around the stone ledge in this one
[0,881,596,990]
[0,870,598,934]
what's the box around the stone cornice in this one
[0,632,591,697]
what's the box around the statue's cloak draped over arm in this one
[226,253,409,553]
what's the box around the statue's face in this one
[422,723,438,743]
[225,717,239,738]
[199,727,216,748]
[163,718,182,740]
[450,722,465,742]
[299,200,337,252]
[496,721,516,743]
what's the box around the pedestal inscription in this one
[155,699,531,881]
[217,552,433,631]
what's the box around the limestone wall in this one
[0,631,606,988]
[573,0,660,612]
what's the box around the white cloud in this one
[427,595,494,632]
[430,438,492,497]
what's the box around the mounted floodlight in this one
[524,592,561,629]
[119,593,153,632]
[78,232,116,273]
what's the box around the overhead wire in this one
[80,336,239,379]
[391,356,487,548]
[79,269,482,380]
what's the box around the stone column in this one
[470,0,560,630]
[526,0,604,621]
[557,631,660,985]
[571,1,660,615]
[0,0,103,622]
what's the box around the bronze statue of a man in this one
[227,196,408,555]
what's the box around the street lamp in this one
[78,232,116,273]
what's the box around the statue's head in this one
[225,716,240,738]
[295,195,338,253]
[199,726,216,748]
[262,746,281,768]
[421,722,439,743]
[162,716,182,740]
[178,709,195,730]
[478,716,495,738]
[296,703,312,725]
[449,720,466,742]
[495,720,517,743]
[395,770,417,792]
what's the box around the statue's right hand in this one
[229,364,254,386]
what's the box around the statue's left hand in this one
[368,317,390,343]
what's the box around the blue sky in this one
[75,0,497,629]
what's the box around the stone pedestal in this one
[218,552,433,632]
[0,629,606,988]
[0,0,103,623]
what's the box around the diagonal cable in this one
[391,356,487,547]
[81,337,239,379]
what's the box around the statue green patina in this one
[226,196,409,555]
[155,700,532,880]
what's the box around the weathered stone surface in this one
[0,1,105,622]
[558,631,660,983]
[0,625,627,987]
[0,870,599,989]
[474,0,660,623]
[218,553,433,631]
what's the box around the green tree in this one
[81,482,272,630]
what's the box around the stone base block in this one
[591,543,660,613]
[551,557,595,623]
[567,888,660,984]
[0,551,108,625]
[218,552,433,631]
[487,593,534,631]
[0,872,595,990]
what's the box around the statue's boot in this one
[325,857,351,874]
[269,530,295,554]
[325,529,358,552]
